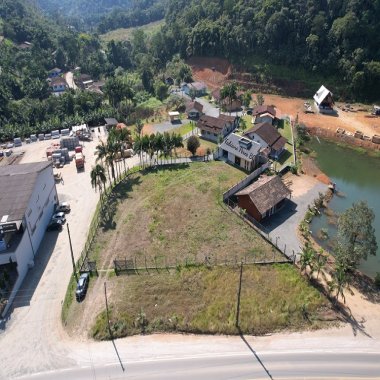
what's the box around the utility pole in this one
[235,261,243,328]
[104,282,112,336]
[67,223,78,282]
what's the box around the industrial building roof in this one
[0,162,51,223]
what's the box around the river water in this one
[308,138,380,278]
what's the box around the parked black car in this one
[76,273,90,301]
[46,220,63,232]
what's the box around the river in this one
[308,138,380,278]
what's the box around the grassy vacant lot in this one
[100,20,164,43]
[89,161,282,268]
[69,162,332,339]
[91,264,330,340]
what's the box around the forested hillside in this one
[159,0,380,101]
[36,0,166,32]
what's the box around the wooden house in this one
[197,114,238,142]
[236,175,291,222]
[244,122,287,160]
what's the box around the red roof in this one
[252,105,276,117]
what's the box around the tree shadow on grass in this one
[100,176,142,231]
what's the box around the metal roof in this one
[313,85,332,105]
[0,162,52,223]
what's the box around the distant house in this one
[75,74,93,89]
[165,77,174,86]
[236,175,291,222]
[197,114,238,142]
[49,77,67,93]
[251,105,277,125]
[18,41,32,49]
[211,88,243,112]
[244,122,287,160]
[313,85,335,114]
[186,101,204,119]
[219,133,262,171]
[181,82,207,97]
[48,68,62,78]
[87,80,105,95]
[104,118,118,130]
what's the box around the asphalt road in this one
[16,351,380,380]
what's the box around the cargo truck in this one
[75,152,85,170]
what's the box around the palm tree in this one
[300,242,315,276]
[220,82,238,114]
[90,164,107,206]
[95,141,112,187]
[135,119,144,166]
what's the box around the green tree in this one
[154,80,169,101]
[256,94,265,106]
[335,201,377,272]
[90,164,107,203]
[242,91,252,108]
[220,82,238,113]
[187,135,200,156]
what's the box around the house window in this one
[235,156,241,166]
[213,133,217,137]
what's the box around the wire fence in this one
[113,252,291,275]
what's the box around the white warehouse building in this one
[0,161,58,316]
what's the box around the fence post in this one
[134,256,137,274]
[145,256,147,272]
[155,257,158,271]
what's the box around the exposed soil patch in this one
[188,56,232,90]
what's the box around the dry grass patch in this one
[90,161,282,268]
[91,264,330,340]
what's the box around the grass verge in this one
[91,264,330,340]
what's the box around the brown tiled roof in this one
[236,175,290,215]
[252,105,276,117]
[244,123,278,145]
[219,114,236,123]
[197,115,230,132]
[272,136,287,151]
[186,101,203,113]
[49,77,67,86]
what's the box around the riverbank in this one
[301,137,380,280]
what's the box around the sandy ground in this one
[264,94,380,137]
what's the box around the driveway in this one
[64,71,77,90]
[261,174,328,260]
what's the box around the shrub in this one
[375,273,380,289]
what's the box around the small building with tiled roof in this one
[313,85,335,114]
[48,77,67,93]
[197,114,238,142]
[48,68,62,78]
[244,122,287,160]
[186,100,204,119]
[251,105,277,125]
[181,81,207,97]
[236,175,291,221]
